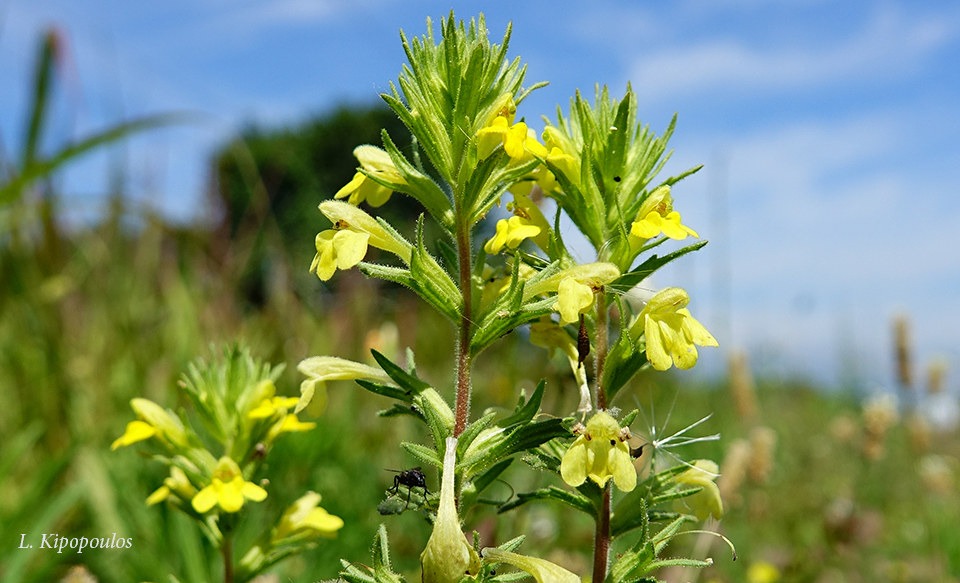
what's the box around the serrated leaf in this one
[372,524,406,583]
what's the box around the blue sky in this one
[2,0,959,392]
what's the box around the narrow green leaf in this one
[370,350,430,395]
[612,240,708,293]
[498,485,595,517]
[497,380,545,428]
[401,441,443,470]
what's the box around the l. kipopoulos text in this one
[18,532,133,554]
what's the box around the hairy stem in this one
[592,289,611,579]
[593,485,612,582]
[453,221,473,437]
[594,290,609,410]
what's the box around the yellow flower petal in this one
[477,116,509,159]
[241,480,268,503]
[629,185,698,243]
[559,437,589,487]
[219,478,246,513]
[630,211,664,239]
[560,411,636,492]
[146,485,171,506]
[637,288,717,371]
[503,121,529,159]
[303,507,345,535]
[674,460,723,520]
[191,485,218,513]
[193,457,268,514]
[556,277,594,325]
[273,491,344,542]
[334,172,366,203]
[333,145,404,207]
[333,229,369,269]
[310,228,370,281]
[110,420,157,450]
[481,548,580,583]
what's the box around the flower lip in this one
[560,410,637,492]
[191,457,268,514]
[636,287,717,371]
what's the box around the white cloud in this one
[626,4,957,101]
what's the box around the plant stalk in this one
[592,289,611,580]
[223,533,234,583]
[593,485,612,583]
[453,220,473,437]
[594,290,609,410]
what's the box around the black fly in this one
[387,467,428,510]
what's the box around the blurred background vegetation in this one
[2,30,959,583]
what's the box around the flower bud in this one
[421,437,481,583]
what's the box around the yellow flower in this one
[538,127,581,192]
[421,437,481,583]
[523,263,620,326]
[319,200,413,262]
[538,146,579,192]
[146,467,196,506]
[191,457,268,514]
[111,420,156,450]
[310,229,369,281]
[296,355,396,413]
[556,277,595,325]
[477,117,546,162]
[481,548,580,583]
[747,561,781,583]
[629,185,698,241]
[484,194,551,254]
[674,459,723,520]
[110,398,187,450]
[636,287,717,371]
[272,491,344,543]
[561,411,636,492]
[334,145,406,207]
[266,414,317,442]
[248,396,301,419]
